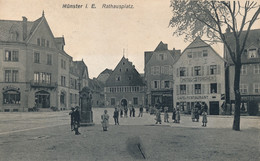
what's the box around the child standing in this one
[101,110,110,131]
[164,107,169,123]
[176,108,180,123]
[155,109,162,124]
[202,110,207,127]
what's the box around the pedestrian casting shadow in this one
[126,136,146,160]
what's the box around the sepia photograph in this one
[0,0,259,160]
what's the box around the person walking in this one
[120,106,123,118]
[74,106,81,135]
[69,107,75,131]
[164,107,169,123]
[113,108,119,125]
[124,106,128,118]
[138,105,143,117]
[191,107,195,122]
[101,110,110,131]
[132,106,136,117]
[202,110,208,127]
[172,107,176,123]
[176,108,180,123]
[129,106,133,117]
[155,109,162,124]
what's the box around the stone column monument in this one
[79,87,94,126]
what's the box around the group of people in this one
[191,102,208,127]
[118,105,144,118]
[69,106,81,135]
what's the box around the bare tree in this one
[169,0,260,131]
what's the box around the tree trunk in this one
[232,63,241,131]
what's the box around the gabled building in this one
[104,56,145,107]
[144,41,181,111]
[89,78,105,107]
[173,37,226,115]
[224,29,260,115]
[97,68,112,84]
[0,12,89,112]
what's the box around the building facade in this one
[173,37,226,115]
[144,41,181,111]
[0,13,89,112]
[104,56,145,107]
[224,29,260,115]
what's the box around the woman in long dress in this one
[101,110,110,131]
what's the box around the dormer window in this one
[248,49,257,58]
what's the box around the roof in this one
[100,68,113,75]
[154,41,168,51]
[89,78,104,92]
[224,29,260,64]
[70,60,89,79]
[105,56,145,87]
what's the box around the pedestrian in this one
[176,108,180,123]
[113,108,119,125]
[69,107,75,131]
[138,105,143,117]
[164,107,169,123]
[195,102,200,122]
[120,106,123,118]
[155,109,162,124]
[101,110,110,131]
[132,106,135,117]
[191,107,195,122]
[74,106,81,135]
[172,107,176,123]
[124,106,128,118]
[202,110,207,127]
[129,106,133,117]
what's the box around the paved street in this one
[0,108,259,161]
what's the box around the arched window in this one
[3,90,20,104]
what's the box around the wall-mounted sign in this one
[180,76,217,83]
[177,95,208,100]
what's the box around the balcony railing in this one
[30,80,58,89]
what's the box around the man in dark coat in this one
[113,108,119,125]
[74,106,81,135]
[69,107,75,131]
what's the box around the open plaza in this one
[0,108,259,161]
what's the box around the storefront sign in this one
[177,95,208,100]
[180,76,216,83]
[2,85,20,91]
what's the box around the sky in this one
[0,0,259,78]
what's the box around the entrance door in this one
[210,101,219,115]
[121,99,127,107]
[35,91,50,108]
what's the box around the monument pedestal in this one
[79,87,94,126]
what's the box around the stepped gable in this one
[105,56,145,87]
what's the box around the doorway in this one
[210,101,219,115]
[35,90,50,108]
[121,99,127,107]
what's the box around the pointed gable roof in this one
[71,60,89,79]
[154,41,168,51]
[105,56,145,87]
[186,37,209,49]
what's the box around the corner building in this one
[0,13,89,112]
[173,37,226,115]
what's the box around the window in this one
[46,73,51,84]
[5,50,19,62]
[12,70,18,82]
[210,65,217,75]
[128,76,132,80]
[133,97,138,105]
[254,84,260,94]
[203,50,208,57]
[34,52,40,63]
[47,54,52,65]
[37,38,40,46]
[61,59,66,69]
[159,54,164,60]
[116,76,121,81]
[180,67,186,77]
[111,98,115,105]
[240,84,248,94]
[195,84,201,94]
[5,70,11,82]
[248,49,257,58]
[61,76,66,86]
[161,66,170,75]
[153,80,159,89]
[210,83,217,93]
[187,52,192,58]
[254,64,260,74]
[70,93,72,104]
[3,90,20,104]
[154,66,160,75]
[164,81,170,88]
[180,85,186,94]
[241,65,247,75]
[41,38,45,47]
[194,66,201,76]
[47,40,50,47]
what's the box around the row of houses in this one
[102,31,260,115]
[0,13,90,112]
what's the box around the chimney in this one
[22,16,27,40]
